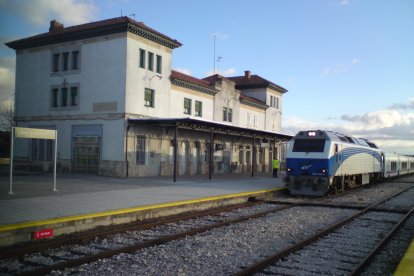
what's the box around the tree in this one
[0,99,15,131]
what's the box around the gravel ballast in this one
[51,207,356,275]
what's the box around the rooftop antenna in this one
[213,35,216,75]
[129,13,136,19]
[217,56,222,74]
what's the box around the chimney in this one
[49,20,64,32]
[244,70,251,79]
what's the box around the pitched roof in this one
[239,95,268,109]
[202,74,228,84]
[228,72,288,93]
[6,17,182,50]
[170,70,217,95]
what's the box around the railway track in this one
[1,182,412,275]
[0,202,296,275]
[234,186,414,275]
[0,200,263,260]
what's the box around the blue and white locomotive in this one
[284,130,384,196]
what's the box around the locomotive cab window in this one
[292,139,325,152]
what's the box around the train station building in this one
[6,17,291,178]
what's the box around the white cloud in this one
[175,68,192,76]
[283,98,414,154]
[388,97,414,110]
[211,32,229,40]
[221,68,236,76]
[329,0,353,7]
[282,116,338,136]
[339,0,350,6]
[204,68,237,77]
[321,58,361,77]
[351,58,360,64]
[1,0,99,26]
[0,57,15,102]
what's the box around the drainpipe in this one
[173,125,178,182]
[125,122,131,178]
[209,128,214,180]
[252,133,255,177]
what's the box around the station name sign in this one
[33,229,54,240]
[14,127,56,140]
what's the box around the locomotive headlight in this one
[321,169,326,174]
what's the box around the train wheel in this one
[334,176,344,194]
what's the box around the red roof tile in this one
[239,94,268,108]
[171,70,213,89]
[228,74,288,93]
[6,17,182,50]
[171,70,217,95]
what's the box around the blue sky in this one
[0,0,413,154]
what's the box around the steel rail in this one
[17,204,298,276]
[0,201,263,260]
[233,185,414,276]
[350,206,414,275]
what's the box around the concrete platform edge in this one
[394,238,414,276]
[0,187,285,247]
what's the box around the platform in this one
[0,172,285,246]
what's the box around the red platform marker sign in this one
[33,229,54,240]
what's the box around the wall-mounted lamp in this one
[150,74,162,81]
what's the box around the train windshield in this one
[292,139,325,152]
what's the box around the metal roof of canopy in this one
[128,117,292,141]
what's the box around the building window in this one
[247,113,257,127]
[70,87,78,106]
[270,95,279,109]
[148,52,154,71]
[51,88,59,108]
[144,88,154,107]
[51,86,79,110]
[136,135,146,165]
[71,50,79,70]
[31,139,53,161]
[246,149,251,165]
[31,139,38,160]
[156,55,162,74]
[239,146,244,164]
[195,101,202,117]
[139,49,146,68]
[223,107,232,122]
[61,87,68,107]
[53,53,60,72]
[62,52,69,71]
[52,49,80,73]
[184,98,192,115]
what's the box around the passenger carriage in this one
[384,154,414,177]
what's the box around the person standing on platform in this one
[272,158,280,178]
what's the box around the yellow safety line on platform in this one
[394,238,414,276]
[0,187,285,232]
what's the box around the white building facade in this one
[6,17,290,178]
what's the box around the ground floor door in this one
[72,136,100,173]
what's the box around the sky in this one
[0,0,413,154]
